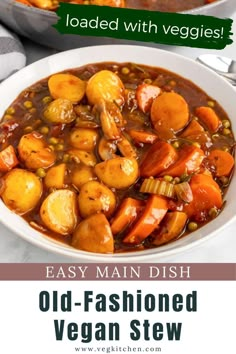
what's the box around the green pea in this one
[6,107,15,115]
[163,175,173,183]
[24,101,33,109]
[55,144,64,151]
[121,67,130,75]
[222,120,231,129]
[172,141,180,149]
[208,208,218,218]
[42,96,52,104]
[36,168,46,178]
[40,126,49,135]
[207,100,215,108]
[187,222,198,232]
[223,128,231,136]
[48,137,59,145]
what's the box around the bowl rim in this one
[0,44,235,261]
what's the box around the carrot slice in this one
[195,106,221,132]
[136,83,161,113]
[111,198,144,235]
[184,174,223,219]
[161,145,205,177]
[140,140,178,177]
[128,129,158,144]
[0,145,19,172]
[207,149,235,177]
[151,92,189,136]
[123,195,168,244]
[180,119,205,138]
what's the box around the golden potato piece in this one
[44,164,66,189]
[68,149,97,167]
[69,128,99,151]
[48,73,86,103]
[152,211,188,246]
[72,213,114,254]
[40,189,78,235]
[78,180,116,218]
[95,157,139,189]
[71,166,96,189]
[18,132,56,170]
[86,70,125,106]
[2,168,42,215]
[44,98,76,124]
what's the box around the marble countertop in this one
[0,11,236,263]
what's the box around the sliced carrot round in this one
[195,106,221,132]
[123,195,168,244]
[151,92,189,136]
[128,129,158,144]
[184,174,223,220]
[140,140,178,177]
[207,149,234,177]
[161,144,205,177]
[111,198,144,235]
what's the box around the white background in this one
[0,280,235,353]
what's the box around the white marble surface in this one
[0,10,236,263]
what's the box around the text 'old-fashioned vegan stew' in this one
[0,62,234,254]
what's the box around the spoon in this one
[196,54,236,85]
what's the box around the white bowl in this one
[0,45,236,261]
[0,0,235,50]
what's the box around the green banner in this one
[54,4,233,50]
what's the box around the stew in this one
[15,0,219,12]
[0,61,234,254]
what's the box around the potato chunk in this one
[68,149,97,167]
[2,169,42,215]
[18,132,56,170]
[40,189,78,235]
[44,98,76,124]
[48,73,86,103]
[152,211,188,246]
[71,166,96,189]
[72,213,114,254]
[78,181,116,218]
[69,128,99,151]
[44,164,66,189]
[86,70,125,106]
[95,157,139,189]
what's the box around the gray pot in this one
[0,0,235,50]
